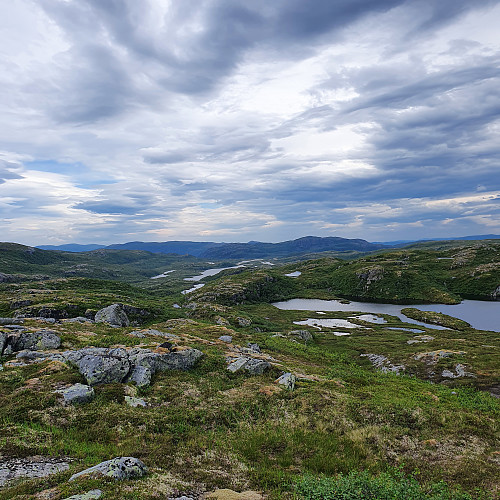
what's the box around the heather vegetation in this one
[0,240,498,499]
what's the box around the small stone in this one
[227,357,248,373]
[247,343,261,353]
[218,335,233,343]
[237,317,252,327]
[69,457,147,481]
[124,396,147,407]
[275,372,296,390]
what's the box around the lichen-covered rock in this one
[8,330,61,352]
[57,383,95,405]
[276,372,296,390]
[237,317,252,327]
[288,330,312,342]
[360,353,405,374]
[127,365,152,387]
[69,457,147,481]
[227,356,270,375]
[0,457,69,487]
[63,490,102,500]
[0,318,23,325]
[218,335,233,343]
[65,348,131,386]
[227,357,249,373]
[125,396,147,407]
[442,364,475,378]
[94,304,129,327]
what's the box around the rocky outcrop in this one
[0,457,70,487]
[69,457,147,481]
[442,364,475,378]
[1,329,61,356]
[95,304,130,327]
[360,353,405,374]
[65,348,131,386]
[22,346,204,387]
[0,318,23,325]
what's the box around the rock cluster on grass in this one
[442,364,475,378]
[360,353,405,374]
[10,346,204,387]
[69,457,147,481]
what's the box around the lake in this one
[272,298,500,332]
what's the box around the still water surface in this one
[273,298,499,332]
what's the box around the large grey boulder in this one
[95,304,129,327]
[227,356,270,375]
[9,330,61,352]
[69,457,147,481]
[243,358,271,375]
[64,348,131,386]
[57,384,95,405]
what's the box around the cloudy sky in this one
[1,0,499,245]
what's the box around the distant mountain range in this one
[38,236,385,259]
[37,234,500,259]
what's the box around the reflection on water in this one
[273,298,499,331]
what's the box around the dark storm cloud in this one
[2,0,499,243]
[35,0,411,122]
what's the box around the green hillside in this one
[0,240,498,499]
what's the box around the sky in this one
[1,0,499,245]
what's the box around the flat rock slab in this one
[69,457,147,481]
[63,490,103,500]
[0,457,69,487]
[56,383,95,405]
